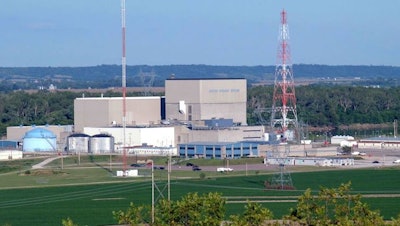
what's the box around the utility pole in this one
[151,160,155,223]
[121,0,127,173]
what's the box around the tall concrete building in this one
[74,96,163,132]
[70,78,264,153]
[165,78,247,125]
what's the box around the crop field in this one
[0,157,400,225]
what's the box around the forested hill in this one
[0,64,399,91]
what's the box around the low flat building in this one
[358,137,400,149]
[83,126,175,152]
[128,146,177,156]
[178,141,265,159]
[0,150,23,160]
[264,157,354,167]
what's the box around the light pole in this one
[151,160,155,224]
[381,142,385,166]
[168,153,171,201]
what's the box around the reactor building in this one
[72,78,266,158]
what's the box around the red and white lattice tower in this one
[270,9,298,140]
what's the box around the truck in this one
[217,167,233,172]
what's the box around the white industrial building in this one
[0,150,23,160]
[128,146,177,156]
[358,137,400,149]
[331,135,355,145]
[83,126,175,152]
[264,157,354,167]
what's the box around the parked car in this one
[130,163,144,167]
[372,160,380,164]
[192,166,202,171]
[186,162,194,166]
[393,159,400,164]
[153,166,165,170]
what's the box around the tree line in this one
[247,85,400,136]
[1,85,399,138]
[1,64,400,90]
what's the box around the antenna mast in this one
[270,9,299,141]
[121,0,127,172]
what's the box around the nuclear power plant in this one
[1,8,297,161]
[1,5,276,161]
[4,77,267,160]
[72,77,267,159]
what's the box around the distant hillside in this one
[0,64,399,91]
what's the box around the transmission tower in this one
[138,69,156,96]
[266,144,294,190]
[270,9,299,142]
[253,107,272,125]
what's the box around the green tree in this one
[156,192,225,226]
[227,201,274,226]
[113,202,150,225]
[61,217,79,226]
[113,192,225,226]
[388,213,400,226]
[285,182,385,225]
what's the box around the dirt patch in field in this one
[19,169,69,176]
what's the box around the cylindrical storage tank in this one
[67,133,90,154]
[23,128,57,152]
[89,134,114,154]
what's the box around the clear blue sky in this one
[1,0,399,67]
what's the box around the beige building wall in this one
[165,78,247,125]
[74,97,161,132]
[174,125,265,143]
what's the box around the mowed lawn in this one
[0,165,400,225]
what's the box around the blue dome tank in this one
[23,128,57,152]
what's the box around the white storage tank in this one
[89,134,114,154]
[67,133,90,154]
[23,128,57,152]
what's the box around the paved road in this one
[170,163,279,172]
[31,156,66,169]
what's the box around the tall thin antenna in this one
[121,0,127,172]
[270,9,298,141]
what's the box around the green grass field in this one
[1,157,400,225]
